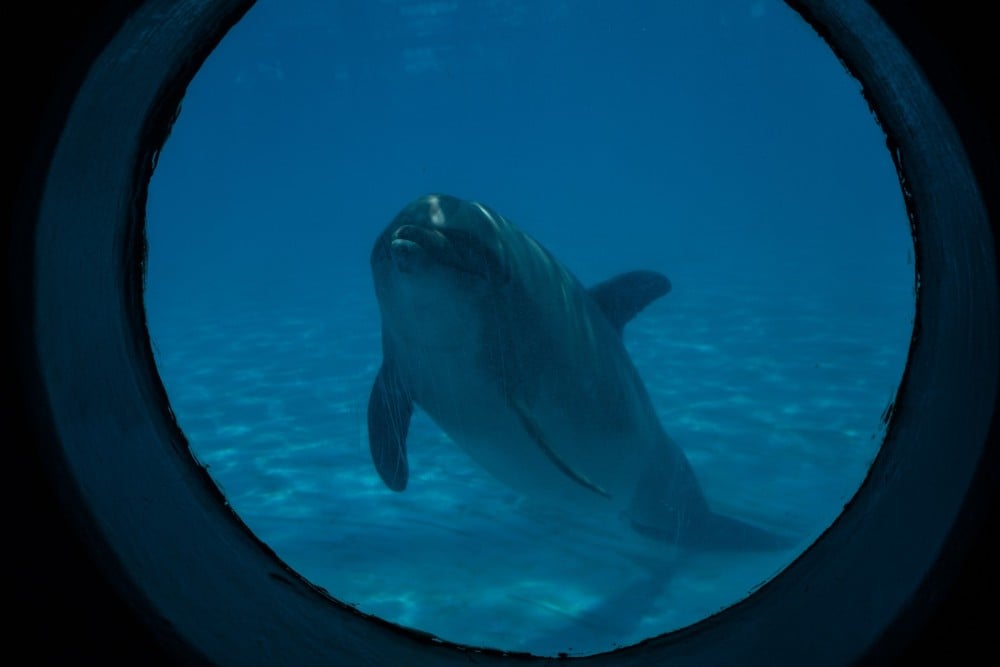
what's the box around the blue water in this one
[145,0,914,657]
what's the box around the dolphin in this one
[367,193,789,550]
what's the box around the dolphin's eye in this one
[20,1,996,666]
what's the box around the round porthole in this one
[11,0,998,665]
[144,0,913,657]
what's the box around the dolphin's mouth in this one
[388,237,424,274]
[385,224,509,284]
[387,225,442,274]
[370,226,434,271]
[393,224,445,251]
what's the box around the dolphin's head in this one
[371,194,512,347]
[371,194,510,284]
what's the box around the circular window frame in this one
[11,0,998,665]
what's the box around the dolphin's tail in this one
[627,438,797,552]
[628,510,796,552]
[692,511,795,551]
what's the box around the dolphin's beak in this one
[388,224,451,274]
[389,237,424,274]
[393,224,443,247]
[380,223,509,285]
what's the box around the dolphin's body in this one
[368,194,787,550]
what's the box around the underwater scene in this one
[145,0,914,657]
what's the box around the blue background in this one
[146,0,913,656]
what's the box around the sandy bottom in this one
[149,266,911,656]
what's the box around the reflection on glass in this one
[145,0,913,656]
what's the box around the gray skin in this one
[368,194,788,550]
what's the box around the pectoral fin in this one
[367,360,413,491]
[512,399,611,499]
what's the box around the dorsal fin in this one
[588,270,671,335]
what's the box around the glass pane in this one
[145,0,914,656]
